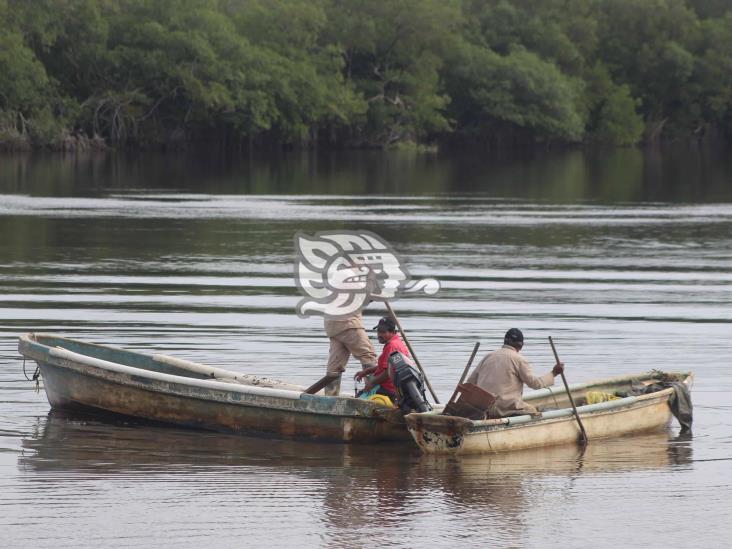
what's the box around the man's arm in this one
[516,357,555,390]
[354,366,377,380]
[364,370,389,391]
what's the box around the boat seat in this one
[443,383,497,420]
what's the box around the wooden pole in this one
[548,336,588,445]
[384,301,440,403]
[304,374,339,395]
[442,342,480,414]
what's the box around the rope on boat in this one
[21,358,41,392]
[485,432,495,454]
[547,386,560,409]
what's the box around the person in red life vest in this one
[354,316,409,401]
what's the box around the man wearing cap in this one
[354,317,408,401]
[467,328,564,417]
[323,311,378,396]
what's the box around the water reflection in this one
[15,410,694,546]
[21,409,692,480]
[3,146,732,202]
[18,410,405,472]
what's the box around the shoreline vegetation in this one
[2,0,732,152]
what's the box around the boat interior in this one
[527,371,688,412]
[24,333,306,392]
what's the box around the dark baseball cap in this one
[373,317,397,331]
[504,328,524,344]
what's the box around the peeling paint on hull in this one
[19,333,410,444]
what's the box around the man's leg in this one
[338,328,377,371]
[325,337,350,396]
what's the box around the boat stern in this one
[404,412,473,454]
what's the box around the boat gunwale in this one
[523,371,692,403]
[468,392,672,434]
[21,332,305,389]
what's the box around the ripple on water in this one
[1,185,731,547]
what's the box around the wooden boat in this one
[405,371,693,454]
[18,333,409,443]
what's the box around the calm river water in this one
[1,149,731,548]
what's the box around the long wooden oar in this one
[549,336,588,445]
[443,342,480,413]
[304,374,339,395]
[384,300,439,403]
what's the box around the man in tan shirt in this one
[467,328,563,417]
[323,311,378,396]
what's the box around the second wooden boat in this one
[405,371,693,454]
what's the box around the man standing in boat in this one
[354,316,407,402]
[467,328,563,417]
[323,311,378,396]
[294,230,439,396]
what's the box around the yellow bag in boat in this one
[586,391,621,405]
[368,394,394,407]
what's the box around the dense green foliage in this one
[1,0,732,149]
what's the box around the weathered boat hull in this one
[406,372,692,454]
[19,334,409,444]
